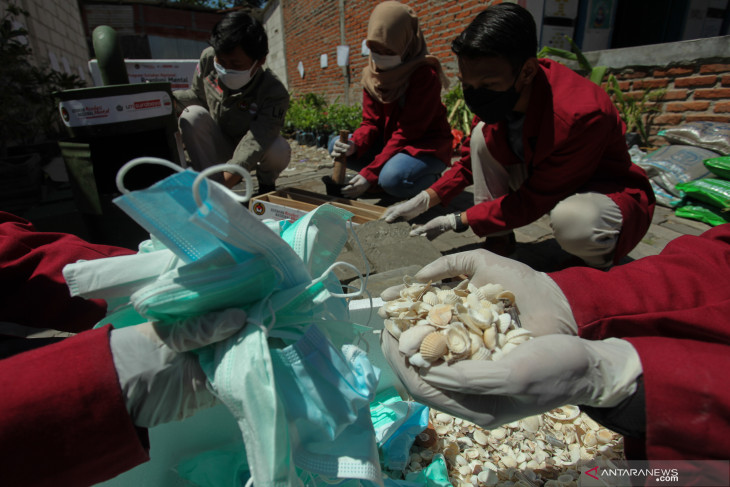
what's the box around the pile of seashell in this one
[391,405,625,487]
[380,277,532,368]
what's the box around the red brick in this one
[633,78,670,90]
[674,75,718,88]
[657,89,688,101]
[685,114,730,123]
[653,67,695,77]
[653,114,683,125]
[616,71,649,80]
[665,101,711,112]
[700,64,730,74]
[694,88,730,99]
[713,102,730,113]
[722,75,730,87]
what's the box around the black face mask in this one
[462,70,521,125]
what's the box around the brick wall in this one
[282,0,502,104]
[608,62,730,146]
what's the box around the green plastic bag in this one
[704,156,730,179]
[675,202,730,226]
[675,178,730,210]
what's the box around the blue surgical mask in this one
[113,158,253,265]
[271,325,382,482]
[197,320,301,487]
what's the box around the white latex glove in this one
[381,249,577,337]
[110,308,247,428]
[331,139,356,159]
[381,331,642,430]
[409,214,459,240]
[341,173,371,198]
[382,190,431,223]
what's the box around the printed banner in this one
[59,91,173,127]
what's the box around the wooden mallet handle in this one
[332,129,349,185]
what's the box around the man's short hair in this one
[451,3,537,73]
[210,10,268,61]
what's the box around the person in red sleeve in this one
[329,1,452,200]
[383,3,654,269]
[380,224,730,478]
[0,212,248,486]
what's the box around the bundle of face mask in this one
[63,157,393,486]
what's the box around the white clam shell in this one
[427,303,453,327]
[408,352,431,369]
[384,319,406,339]
[398,324,436,356]
[482,326,497,350]
[505,327,533,344]
[420,331,448,362]
[436,289,460,305]
[596,428,614,444]
[520,415,541,433]
[546,405,581,422]
[471,346,492,360]
[497,313,513,333]
[445,322,471,360]
[473,429,489,446]
[422,291,439,306]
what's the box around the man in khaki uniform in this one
[174,11,290,192]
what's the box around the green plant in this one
[443,83,472,135]
[284,93,361,138]
[605,74,665,147]
[537,36,607,86]
[0,3,85,155]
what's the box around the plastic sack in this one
[704,156,730,180]
[649,180,683,208]
[675,178,730,210]
[675,202,730,226]
[636,145,716,198]
[659,121,730,155]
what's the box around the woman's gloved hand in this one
[382,190,432,223]
[109,308,247,428]
[381,331,642,430]
[341,174,371,198]
[381,249,577,337]
[409,214,459,239]
[331,139,356,159]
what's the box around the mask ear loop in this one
[116,157,184,194]
[192,163,254,207]
[346,219,375,328]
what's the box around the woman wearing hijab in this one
[330,1,453,200]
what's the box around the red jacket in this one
[352,64,453,185]
[432,59,655,262]
[0,212,133,334]
[1,325,150,487]
[551,224,730,461]
[0,213,143,486]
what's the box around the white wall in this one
[2,0,91,84]
[263,0,288,89]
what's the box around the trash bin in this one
[57,81,184,248]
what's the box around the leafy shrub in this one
[443,83,472,136]
[284,93,362,140]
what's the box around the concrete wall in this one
[281,0,501,105]
[263,0,288,89]
[2,0,91,84]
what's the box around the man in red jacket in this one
[383,3,654,268]
[0,213,247,487]
[380,224,730,478]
